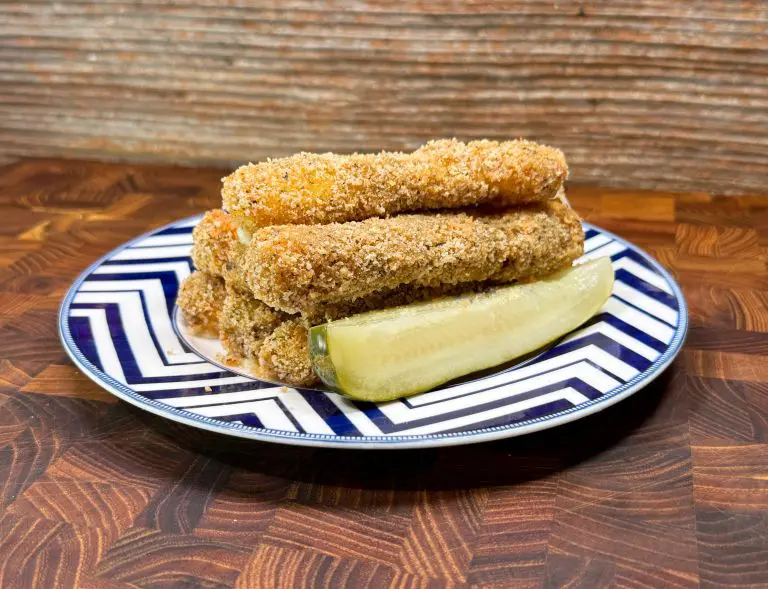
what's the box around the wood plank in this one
[22,365,118,403]
[686,350,768,383]
[1,2,768,193]
[692,444,768,511]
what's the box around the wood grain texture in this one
[1,2,768,194]
[1,158,768,587]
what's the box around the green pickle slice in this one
[309,257,614,402]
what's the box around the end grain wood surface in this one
[1,1,768,194]
[1,158,767,588]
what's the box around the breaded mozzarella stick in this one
[241,201,583,315]
[223,139,568,231]
[176,272,225,336]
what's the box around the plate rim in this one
[59,216,688,450]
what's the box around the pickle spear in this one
[309,257,614,402]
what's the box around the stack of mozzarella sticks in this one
[177,139,584,386]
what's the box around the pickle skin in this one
[308,325,341,391]
[308,258,614,402]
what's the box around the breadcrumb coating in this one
[223,138,568,230]
[258,319,318,387]
[176,272,225,336]
[476,201,585,283]
[242,201,583,315]
[190,209,250,291]
[219,286,288,362]
[191,209,238,276]
[222,242,249,292]
[243,214,505,314]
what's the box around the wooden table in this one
[1,158,766,588]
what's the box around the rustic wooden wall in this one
[1,1,767,194]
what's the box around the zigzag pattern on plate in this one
[65,221,681,440]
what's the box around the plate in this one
[59,216,687,449]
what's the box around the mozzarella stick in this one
[475,200,584,283]
[241,201,583,315]
[176,271,225,336]
[191,209,238,276]
[191,209,250,291]
[219,286,289,362]
[223,138,568,231]
[258,319,318,387]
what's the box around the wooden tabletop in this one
[1,158,767,589]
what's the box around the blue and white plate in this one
[59,216,687,449]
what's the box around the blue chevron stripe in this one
[355,377,603,435]
[615,269,679,311]
[68,316,103,373]
[304,393,363,436]
[211,404,304,433]
[128,372,238,387]
[403,357,622,410]
[611,292,677,327]
[91,302,145,382]
[154,226,196,236]
[105,254,192,263]
[85,271,183,305]
[71,301,208,384]
[274,397,305,432]
[100,258,189,268]
[86,270,182,284]
[442,398,574,435]
[82,278,181,323]
[612,248,655,269]
[141,379,271,398]
[581,313,669,352]
[213,412,267,429]
[535,333,652,373]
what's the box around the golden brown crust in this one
[258,319,318,387]
[242,201,583,315]
[176,272,225,336]
[223,138,568,230]
[477,200,585,283]
[221,241,249,292]
[219,286,289,361]
[243,213,506,314]
[191,209,239,276]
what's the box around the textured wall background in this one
[1,1,767,193]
